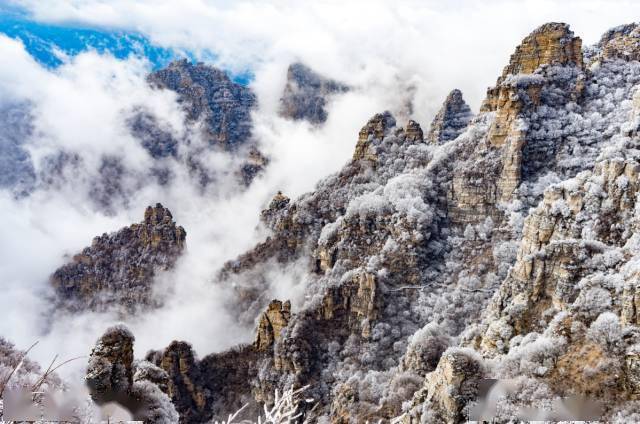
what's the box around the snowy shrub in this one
[214,385,313,424]
[488,376,557,422]
[609,401,640,424]
[571,287,612,322]
[494,333,566,379]
[463,224,476,240]
[587,312,624,353]
[130,380,179,424]
[402,322,452,375]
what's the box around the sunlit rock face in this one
[427,89,473,145]
[401,348,483,423]
[449,22,591,227]
[595,23,640,63]
[254,300,291,351]
[279,62,349,125]
[50,203,186,314]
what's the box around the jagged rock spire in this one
[482,22,583,113]
[427,89,473,144]
[352,111,397,161]
[50,203,186,314]
[160,341,207,421]
[405,119,424,143]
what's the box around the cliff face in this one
[51,204,186,314]
[145,60,268,188]
[74,20,640,423]
[279,62,349,125]
[427,89,473,144]
[148,60,256,150]
[595,23,640,63]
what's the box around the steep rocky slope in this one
[148,59,256,150]
[279,62,349,125]
[426,89,473,144]
[66,20,640,423]
[51,204,186,314]
[0,59,267,212]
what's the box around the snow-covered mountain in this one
[5,17,640,424]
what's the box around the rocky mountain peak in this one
[50,203,186,313]
[279,62,349,124]
[596,23,640,62]
[501,22,583,78]
[148,59,256,149]
[352,111,397,161]
[482,22,583,113]
[144,202,174,226]
[405,119,424,143]
[427,89,473,144]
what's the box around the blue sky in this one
[0,4,253,84]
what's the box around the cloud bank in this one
[2,0,640,384]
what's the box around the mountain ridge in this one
[6,19,640,423]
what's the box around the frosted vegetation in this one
[243,34,640,420]
[6,20,640,423]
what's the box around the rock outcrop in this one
[158,342,207,422]
[51,203,186,314]
[67,20,640,423]
[479,158,640,356]
[254,300,291,351]
[352,111,425,162]
[149,60,256,149]
[427,89,473,144]
[402,349,483,423]
[482,22,583,114]
[279,62,349,124]
[86,326,179,422]
[449,22,587,226]
[595,23,640,63]
[86,326,135,401]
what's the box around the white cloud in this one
[2,0,640,383]
[11,0,640,120]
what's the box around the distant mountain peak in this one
[50,203,186,314]
[279,62,349,124]
[148,59,256,149]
